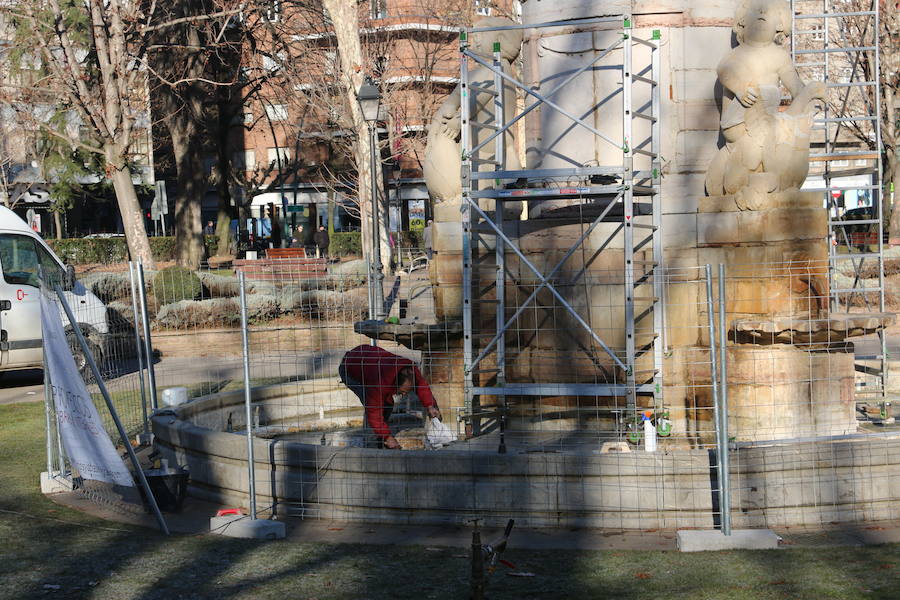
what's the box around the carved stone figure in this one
[705,0,826,209]
[423,17,524,321]
[423,16,523,219]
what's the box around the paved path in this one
[0,369,44,405]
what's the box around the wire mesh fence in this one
[40,251,900,531]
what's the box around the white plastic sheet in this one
[424,417,453,450]
[41,294,134,487]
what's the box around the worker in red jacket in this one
[339,344,442,449]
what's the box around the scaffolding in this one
[459,16,662,438]
[792,0,888,402]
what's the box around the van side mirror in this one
[63,265,77,291]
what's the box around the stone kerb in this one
[152,400,900,529]
[151,387,720,529]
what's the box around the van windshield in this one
[0,234,63,288]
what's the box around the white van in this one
[0,206,109,375]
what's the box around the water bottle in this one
[643,411,657,452]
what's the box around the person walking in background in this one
[204,220,216,235]
[423,219,433,260]
[290,225,304,250]
[314,225,330,259]
[338,344,442,449]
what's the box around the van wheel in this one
[66,332,100,383]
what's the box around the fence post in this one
[717,263,732,536]
[129,262,150,441]
[238,271,258,519]
[366,257,374,320]
[704,264,725,531]
[137,263,159,411]
[53,286,170,536]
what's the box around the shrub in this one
[82,272,132,303]
[47,236,220,265]
[397,230,423,249]
[49,238,129,264]
[155,298,240,329]
[151,266,202,305]
[246,294,280,323]
[197,272,240,298]
[329,232,361,256]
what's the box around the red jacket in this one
[340,345,435,440]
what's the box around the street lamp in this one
[357,78,385,320]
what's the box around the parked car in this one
[0,206,109,377]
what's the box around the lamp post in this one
[357,78,385,320]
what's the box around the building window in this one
[267,147,290,167]
[234,150,255,170]
[265,0,281,22]
[854,159,868,167]
[262,51,285,73]
[810,24,824,41]
[832,159,850,168]
[475,0,492,16]
[371,0,387,19]
[265,103,288,122]
[243,112,254,125]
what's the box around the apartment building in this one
[183,0,516,237]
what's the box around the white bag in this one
[425,417,454,449]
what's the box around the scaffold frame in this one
[459,16,663,438]
[791,0,888,402]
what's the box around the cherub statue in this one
[705,0,826,209]
[423,16,523,220]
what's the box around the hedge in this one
[46,231,431,263]
[329,232,362,256]
[48,236,219,264]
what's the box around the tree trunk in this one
[215,206,234,257]
[107,150,154,267]
[886,148,899,241]
[54,211,63,240]
[169,124,205,269]
[214,107,235,258]
[322,0,391,268]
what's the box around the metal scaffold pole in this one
[459,16,664,438]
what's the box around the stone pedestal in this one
[726,345,856,442]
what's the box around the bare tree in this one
[2,1,254,268]
[252,0,474,262]
[1,1,159,265]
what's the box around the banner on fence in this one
[40,294,134,487]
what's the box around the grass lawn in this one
[1,401,898,600]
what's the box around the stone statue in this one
[423,16,524,320]
[705,0,826,209]
[423,16,523,220]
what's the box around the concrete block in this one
[210,515,285,539]
[682,100,722,131]
[677,529,780,552]
[680,27,733,70]
[41,471,74,495]
[663,213,697,249]
[677,69,721,102]
[661,175,704,214]
[675,130,720,172]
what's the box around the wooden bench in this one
[234,257,328,281]
[265,247,307,259]
[848,232,887,246]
